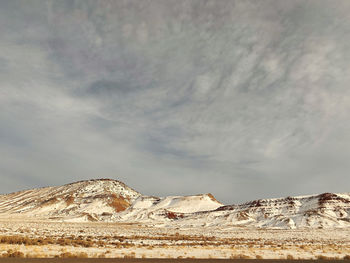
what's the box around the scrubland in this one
[0,217,349,259]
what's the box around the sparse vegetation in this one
[0,219,349,259]
[1,250,25,258]
[59,252,88,258]
[0,235,103,247]
[123,252,136,258]
[229,253,251,259]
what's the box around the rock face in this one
[0,179,349,228]
[0,179,141,222]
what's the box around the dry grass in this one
[123,252,136,258]
[0,236,54,246]
[114,233,216,242]
[316,254,341,260]
[1,250,25,258]
[0,226,349,260]
[229,253,251,259]
[57,252,88,258]
[0,235,104,248]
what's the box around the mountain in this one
[174,192,350,229]
[0,179,140,222]
[115,192,350,229]
[116,193,223,223]
[0,179,349,229]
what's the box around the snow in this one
[130,194,222,213]
[0,179,349,230]
[0,179,141,221]
[0,179,348,258]
[0,218,349,259]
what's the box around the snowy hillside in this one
[165,192,350,229]
[0,179,349,229]
[0,179,140,222]
[117,194,223,222]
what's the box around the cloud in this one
[0,0,349,203]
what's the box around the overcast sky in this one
[0,0,349,204]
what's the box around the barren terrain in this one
[0,217,349,259]
[0,180,349,259]
[0,259,349,263]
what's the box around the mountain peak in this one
[64,178,136,189]
[0,178,141,222]
[205,193,222,204]
[0,180,349,229]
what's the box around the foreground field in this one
[0,259,349,263]
[0,217,349,260]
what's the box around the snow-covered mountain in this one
[0,179,140,222]
[177,192,350,229]
[116,194,223,223]
[116,192,350,229]
[0,179,349,229]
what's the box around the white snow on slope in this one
[0,179,349,229]
[116,194,223,222]
[132,194,222,213]
[0,179,141,221]
[160,192,350,229]
[114,192,350,229]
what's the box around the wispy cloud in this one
[0,0,349,203]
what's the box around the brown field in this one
[0,259,349,263]
[0,218,349,259]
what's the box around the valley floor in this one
[0,260,349,263]
[0,217,349,260]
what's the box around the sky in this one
[0,0,349,204]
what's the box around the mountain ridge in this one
[0,179,349,229]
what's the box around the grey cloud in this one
[0,58,8,72]
[82,80,141,98]
[0,0,349,203]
